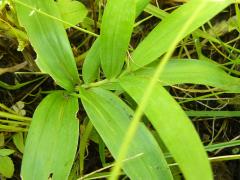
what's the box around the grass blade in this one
[79,87,173,180]
[130,0,232,71]
[186,111,240,117]
[134,59,240,93]
[21,92,79,180]
[100,0,135,78]
[120,76,212,180]
[14,0,80,91]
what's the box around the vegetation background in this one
[0,0,240,179]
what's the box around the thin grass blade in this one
[21,91,79,180]
[14,0,79,91]
[120,76,212,180]
[79,87,173,180]
[130,0,232,71]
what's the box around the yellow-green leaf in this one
[14,0,80,91]
[120,76,212,180]
[56,0,88,29]
[130,0,232,71]
[80,87,173,179]
[134,59,240,93]
[0,156,14,178]
[21,91,79,180]
[100,0,135,78]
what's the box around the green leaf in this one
[56,0,88,29]
[79,87,173,179]
[14,0,80,91]
[82,0,150,83]
[82,38,101,83]
[0,156,14,178]
[0,149,15,156]
[130,0,232,71]
[13,132,25,153]
[136,0,150,16]
[100,0,135,78]
[21,91,79,180]
[120,76,212,180]
[134,59,240,93]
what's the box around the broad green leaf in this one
[21,91,79,180]
[14,0,80,91]
[130,0,232,71]
[0,156,14,178]
[0,149,14,156]
[82,0,150,83]
[79,87,173,180]
[100,0,135,78]
[120,76,212,180]
[136,0,150,16]
[134,59,240,93]
[56,0,88,29]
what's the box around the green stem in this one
[79,120,93,177]
[80,79,117,89]
[0,111,31,122]
[0,103,18,115]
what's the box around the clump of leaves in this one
[2,0,239,179]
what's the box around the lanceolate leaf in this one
[82,0,150,83]
[82,38,101,83]
[21,92,79,180]
[80,87,173,179]
[130,0,232,71]
[134,59,240,93]
[100,0,135,78]
[14,0,79,91]
[120,76,212,180]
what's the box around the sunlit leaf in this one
[0,149,15,156]
[21,91,79,180]
[13,132,25,153]
[82,0,150,83]
[134,59,240,93]
[130,0,232,70]
[82,38,101,83]
[0,156,14,178]
[14,0,80,91]
[120,76,212,180]
[56,0,88,29]
[100,0,135,78]
[80,87,173,179]
[136,0,150,16]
